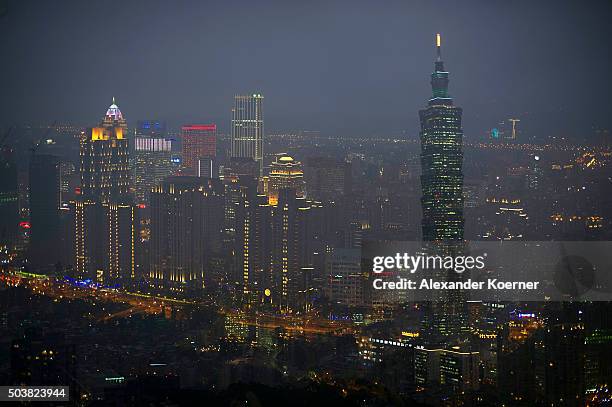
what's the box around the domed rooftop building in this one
[268,153,304,205]
[101,97,127,130]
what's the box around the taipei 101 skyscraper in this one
[420,33,465,242]
[419,34,466,338]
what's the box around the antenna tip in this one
[436,33,441,48]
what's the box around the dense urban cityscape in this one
[1,1,612,406]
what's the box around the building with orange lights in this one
[80,98,130,203]
[267,153,304,205]
[74,99,136,286]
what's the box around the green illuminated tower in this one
[419,34,467,339]
[420,33,464,242]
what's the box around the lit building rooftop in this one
[105,97,123,121]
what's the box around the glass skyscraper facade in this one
[133,136,173,204]
[419,34,464,242]
[419,35,467,339]
[231,94,264,175]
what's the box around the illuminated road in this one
[0,271,174,321]
[223,311,354,335]
[0,271,355,335]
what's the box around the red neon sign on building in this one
[181,124,217,176]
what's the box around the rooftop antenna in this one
[436,33,442,61]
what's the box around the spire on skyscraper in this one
[431,33,450,101]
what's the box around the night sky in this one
[1,0,611,139]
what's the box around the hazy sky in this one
[1,0,611,139]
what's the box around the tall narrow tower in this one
[0,139,18,250]
[75,98,135,285]
[419,34,465,242]
[419,34,467,340]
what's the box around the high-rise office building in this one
[537,323,586,405]
[149,177,224,296]
[270,189,307,312]
[232,181,314,312]
[419,34,466,339]
[58,162,76,208]
[419,34,464,242]
[132,119,171,203]
[231,94,264,175]
[0,146,18,249]
[304,156,352,202]
[324,248,365,307]
[220,158,260,248]
[267,153,304,205]
[73,196,136,287]
[439,347,480,392]
[198,157,218,179]
[497,316,542,404]
[80,98,130,204]
[414,346,479,393]
[136,120,167,137]
[28,154,62,273]
[233,178,264,303]
[133,136,173,204]
[74,99,136,285]
[181,124,216,176]
[224,157,260,181]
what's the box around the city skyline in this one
[1,2,611,406]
